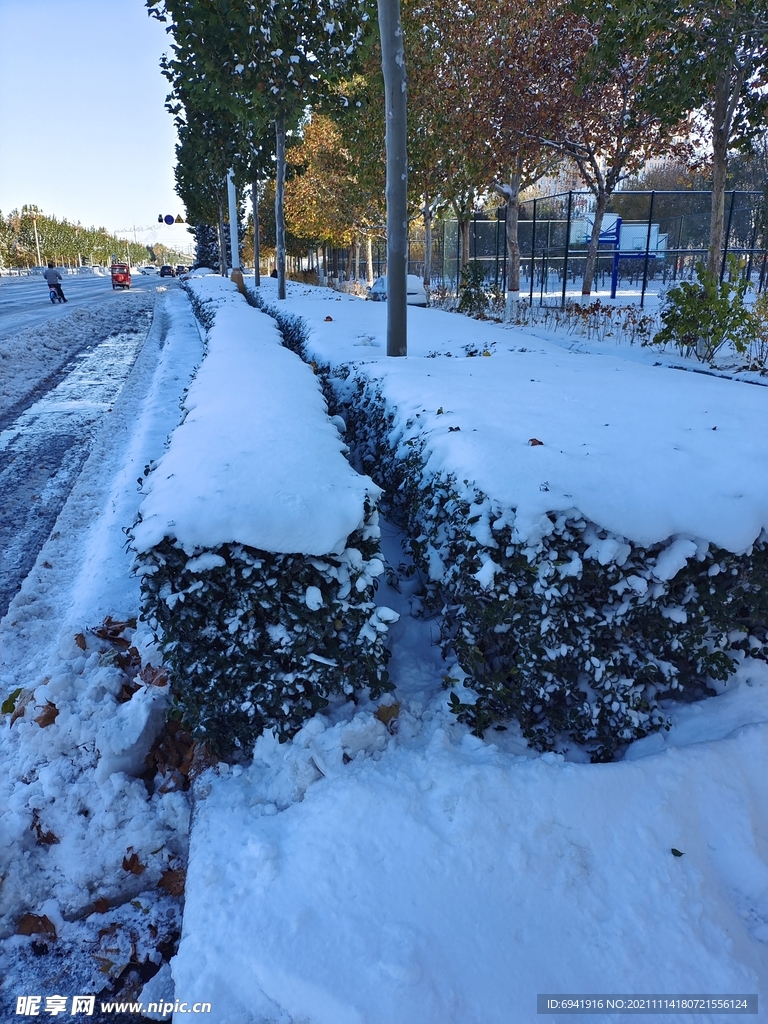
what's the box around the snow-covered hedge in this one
[340,377,767,759]
[256,285,768,761]
[131,278,394,755]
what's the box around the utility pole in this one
[378,0,408,356]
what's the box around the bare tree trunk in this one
[366,234,374,285]
[345,244,354,282]
[707,72,730,282]
[252,179,261,287]
[217,201,227,277]
[275,113,287,300]
[423,197,433,298]
[460,216,470,270]
[354,234,360,283]
[378,0,408,357]
[582,191,608,296]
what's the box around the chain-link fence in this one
[403,190,768,305]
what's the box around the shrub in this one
[135,510,394,757]
[244,292,768,761]
[338,377,767,761]
[651,260,753,362]
[457,263,489,318]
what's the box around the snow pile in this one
[245,281,768,757]
[257,279,768,554]
[133,277,377,557]
[132,277,395,754]
[172,655,768,1023]
[0,288,203,1003]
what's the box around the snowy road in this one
[0,280,171,619]
[0,272,162,339]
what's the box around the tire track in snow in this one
[0,329,149,619]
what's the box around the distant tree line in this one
[0,205,188,270]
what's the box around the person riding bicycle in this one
[43,262,67,303]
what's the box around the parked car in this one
[140,265,159,275]
[159,265,176,278]
[367,274,428,306]
[175,265,189,276]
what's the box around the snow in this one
[172,531,768,1024]
[132,277,380,558]
[162,278,767,1023]
[2,273,768,1018]
[256,279,768,555]
[0,287,202,991]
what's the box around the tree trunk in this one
[366,234,374,285]
[252,179,261,287]
[423,198,433,298]
[707,71,730,282]
[316,246,324,284]
[354,235,360,283]
[345,244,354,282]
[275,113,287,300]
[582,191,608,296]
[493,175,521,318]
[460,216,470,270]
[217,202,227,276]
[505,176,521,318]
[378,0,408,357]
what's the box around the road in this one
[0,271,160,339]
[0,274,180,619]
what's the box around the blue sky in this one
[0,0,184,233]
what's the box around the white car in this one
[140,266,160,275]
[367,274,428,306]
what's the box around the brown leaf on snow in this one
[121,852,146,876]
[158,868,186,897]
[528,438,544,446]
[140,663,168,687]
[116,679,142,704]
[91,615,137,642]
[31,816,60,846]
[34,702,59,728]
[92,898,110,915]
[74,632,87,650]
[16,913,57,939]
[324,315,333,322]
[375,702,401,727]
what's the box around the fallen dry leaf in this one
[121,852,146,876]
[528,438,544,446]
[31,817,60,846]
[16,914,57,939]
[116,679,141,704]
[140,663,168,687]
[324,315,333,322]
[375,702,401,727]
[74,632,87,651]
[9,688,35,725]
[158,867,186,897]
[35,702,59,728]
[92,898,110,915]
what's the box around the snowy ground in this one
[1,275,767,1022]
[0,285,202,1018]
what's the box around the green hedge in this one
[135,508,393,757]
[339,379,767,760]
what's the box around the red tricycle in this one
[111,263,131,289]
